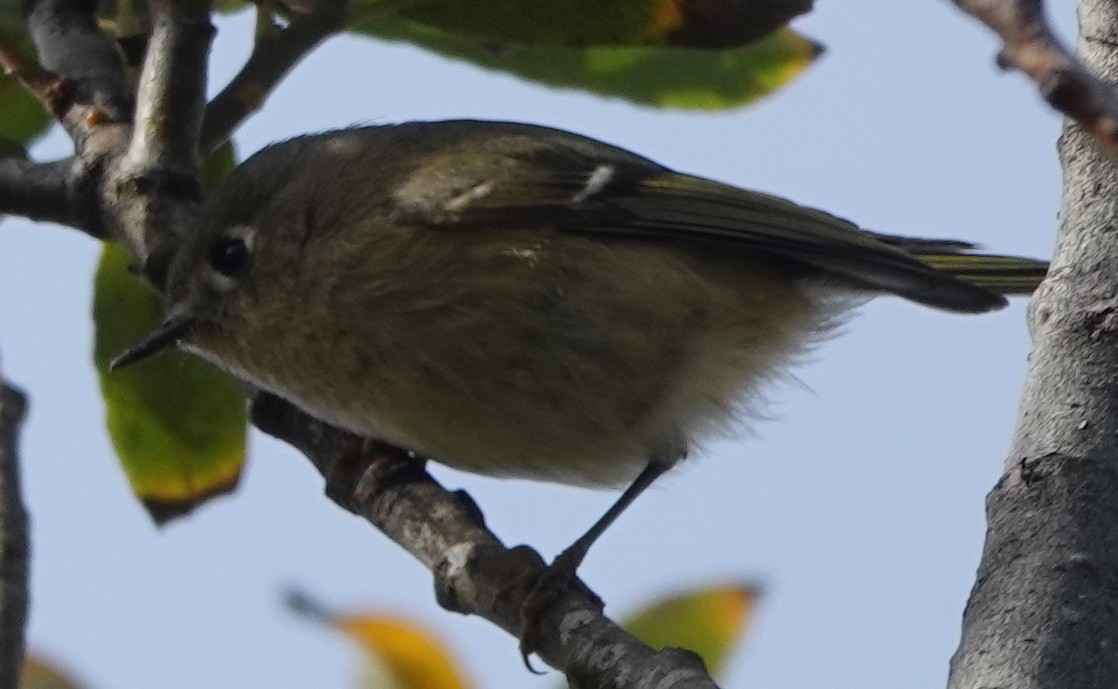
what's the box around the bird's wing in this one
[406,143,1007,313]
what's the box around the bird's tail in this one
[871,233,1048,296]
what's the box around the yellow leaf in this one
[336,614,472,689]
[20,655,84,689]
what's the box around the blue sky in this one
[0,2,1070,688]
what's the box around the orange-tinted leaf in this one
[288,590,472,689]
[661,0,812,49]
[388,0,680,47]
[352,14,820,110]
[92,243,247,524]
[335,614,472,689]
[358,0,808,48]
[622,583,759,677]
[20,655,84,689]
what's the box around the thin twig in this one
[0,29,69,116]
[21,0,133,243]
[947,0,1118,156]
[0,21,109,236]
[200,0,346,153]
[251,393,720,689]
[25,0,132,147]
[0,379,29,689]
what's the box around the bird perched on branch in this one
[113,119,1047,648]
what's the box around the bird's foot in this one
[514,547,603,673]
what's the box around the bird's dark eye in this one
[209,236,250,277]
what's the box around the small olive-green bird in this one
[114,120,1046,587]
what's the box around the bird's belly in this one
[227,236,832,487]
[272,319,692,486]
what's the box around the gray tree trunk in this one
[948,1,1118,686]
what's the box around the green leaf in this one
[381,0,684,47]
[202,140,238,188]
[357,0,808,48]
[0,6,28,32]
[92,243,247,524]
[0,72,52,148]
[0,23,51,146]
[351,15,820,110]
[214,0,251,12]
[622,583,759,678]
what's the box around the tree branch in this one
[0,157,89,230]
[0,28,69,118]
[200,0,346,154]
[0,379,29,689]
[251,394,720,689]
[11,4,725,685]
[177,4,726,665]
[0,29,104,235]
[126,1,211,177]
[948,1,1118,686]
[18,0,132,242]
[25,0,132,146]
[947,0,1118,157]
[105,0,213,282]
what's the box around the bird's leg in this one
[518,459,671,667]
[547,460,670,581]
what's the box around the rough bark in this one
[948,0,1118,686]
[0,380,29,689]
[251,394,720,689]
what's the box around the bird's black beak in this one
[110,313,196,370]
